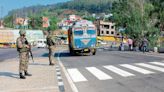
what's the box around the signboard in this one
[42,17,50,28]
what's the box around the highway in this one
[2,46,164,92]
[59,49,164,92]
[0,47,49,62]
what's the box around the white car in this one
[36,39,47,48]
[97,40,107,45]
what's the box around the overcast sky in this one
[0,0,71,18]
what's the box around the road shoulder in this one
[0,57,59,92]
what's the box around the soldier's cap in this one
[19,29,26,35]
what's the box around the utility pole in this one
[0,6,3,20]
[0,6,3,28]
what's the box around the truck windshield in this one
[74,30,83,36]
[87,30,96,35]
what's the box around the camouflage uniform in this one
[16,37,29,73]
[46,34,56,65]
[16,30,32,79]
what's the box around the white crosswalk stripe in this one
[86,67,113,80]
[136,63,164,72]
[67,68,87,82]
[120,64,154,74]
[67,62,164,83]
[150,62,164,67]
[104,65,135,77]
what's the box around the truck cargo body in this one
[0,29,45,48]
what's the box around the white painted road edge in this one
[57,51,79,92]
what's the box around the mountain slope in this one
[7,0,116,17]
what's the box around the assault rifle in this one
[25,39,34,63]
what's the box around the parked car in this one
[36,39,46,48]
[97,40,107,45]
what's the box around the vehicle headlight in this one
[76,45,80,48]
[91,44,95,47]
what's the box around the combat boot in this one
[24,71,32,76]
[20,73,26,79]
[49,63,54,66]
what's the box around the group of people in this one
[16,30,56,79]
[127,37,149,53]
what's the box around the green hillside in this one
[7,0,116,17]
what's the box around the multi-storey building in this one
[95,20,116,36]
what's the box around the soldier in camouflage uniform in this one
[16,30,32,79]
[46,31,56,65]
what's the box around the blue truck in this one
[68,20,97,55]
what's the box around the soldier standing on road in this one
[16,30,32,79]
[46,31,56,65]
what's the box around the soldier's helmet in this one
[19,30,26,36]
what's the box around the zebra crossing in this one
[86,67,113,80]
[66,61,164,83]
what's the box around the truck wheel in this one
[92,49,96,55]
[70,49,76,56]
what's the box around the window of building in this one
[101,31,104,34]
[111,31,114,35]
[111,26,114,29]
[104,25,110,29]
[106,31,109,34]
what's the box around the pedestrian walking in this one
[127,38,133,51]
[46,31,56,65]
[142,37,148,53]
[120,42,124,51]
[133,39,139,51]
[16,30,32,79]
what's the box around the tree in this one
[3,15,14,28]
[28,15,42,29]
[48,17,58,31]
[112,0,160,47]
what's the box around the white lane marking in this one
[56,68,60,71]
[57,72,61,75]
[150,62,164,67]
[67,69,87,82]
[56,65,60,68]
[120,64,154,74]
[104,65,135,77]
[58,81,64,86]
[136,63,164,72]
[57,76,62,80]
[57,51,79,92]
[86,67,112,80]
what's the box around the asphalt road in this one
[0,48,18,62]
[59,49,164,92]
[0,47,49,62]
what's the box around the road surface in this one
[0,47,49,62]
[59,49,164,92]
